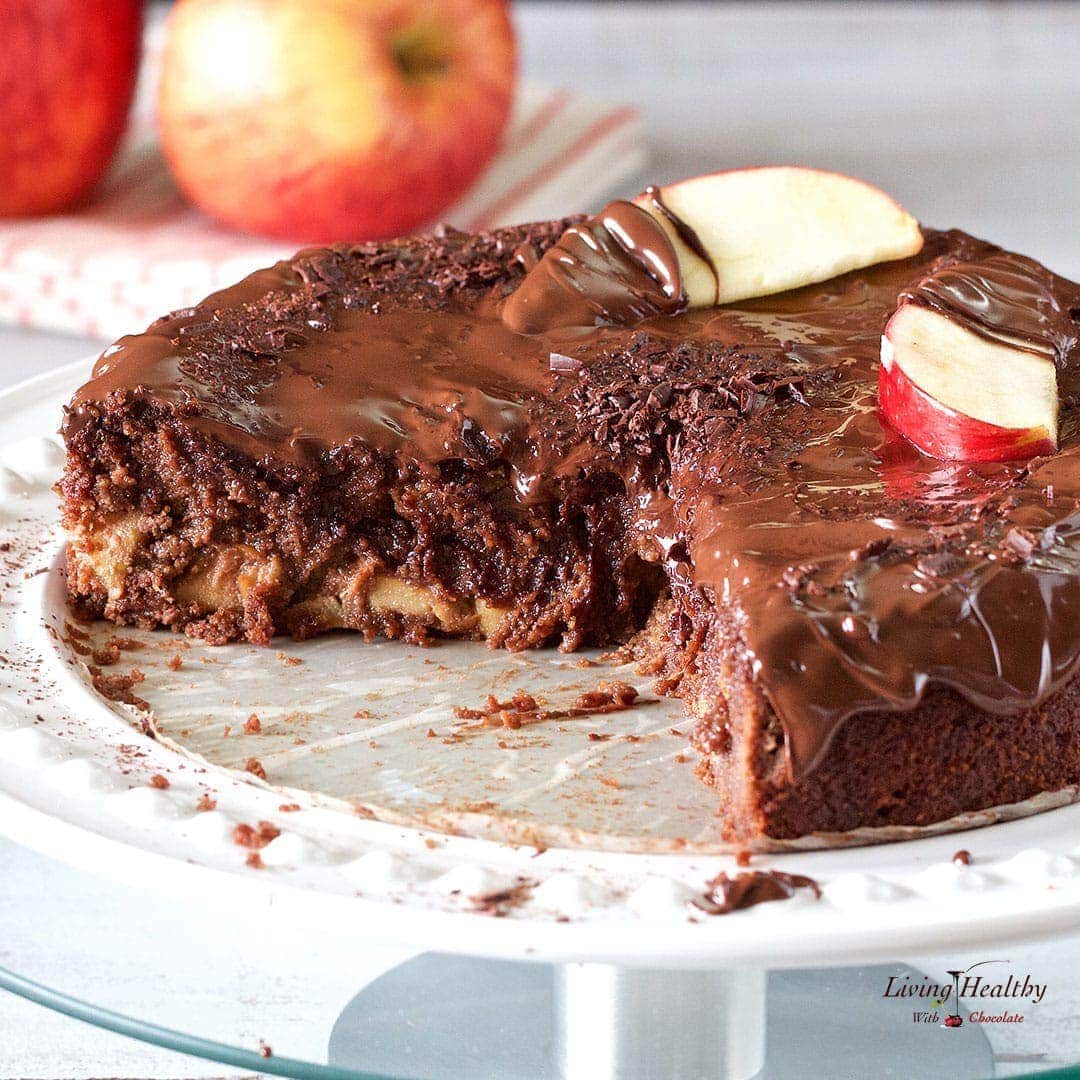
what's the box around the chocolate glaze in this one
[678,234,1080,775]
[67,212,1080,783]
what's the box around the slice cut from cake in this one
[60,167,1080,842]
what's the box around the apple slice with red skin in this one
[633,167,924,307]
[879,302,1058,463]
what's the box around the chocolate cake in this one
[60,177,1080,842]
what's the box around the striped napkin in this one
[0,84,645,341]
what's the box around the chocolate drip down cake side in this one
[60,166,1080,843]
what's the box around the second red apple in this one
[158,0,516,242]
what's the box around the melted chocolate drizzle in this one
[67,208,1080,783]
[640,184,720,301]
[693,870,821,914]
[903,250,1080,405]
[499,199,685,333]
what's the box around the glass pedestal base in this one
[330,956,994,1080]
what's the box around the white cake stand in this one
[1,362,1077,1079]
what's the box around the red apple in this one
[0,0,142,216]
[158,0,516,242]
[879,302,1058,463]
[633,167,924,307]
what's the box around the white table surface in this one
[3,2,1080,1077]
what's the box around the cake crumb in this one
[245,757,267,780]
[196,794,217,812]
[89,665,148,709]
[148,773,170,790]
[279,803,301,813]
[952,849,972,866]
[453,680,646,735]
[167,654,183,671]
[91,641,121,667]
[246,852,265,870]
[233,821,280,849]
[244,713,262,734]
[572,680,639,713]
[454,689,540,729]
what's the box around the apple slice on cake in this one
[879,302,1059,463]
[632,166,925,307]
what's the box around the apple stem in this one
[392,27,450,80]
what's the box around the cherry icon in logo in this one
[944,968,965,1028]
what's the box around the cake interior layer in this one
[62,404,665,651]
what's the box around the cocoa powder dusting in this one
[469,877,535,917]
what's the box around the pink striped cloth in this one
[0,84,645,341]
